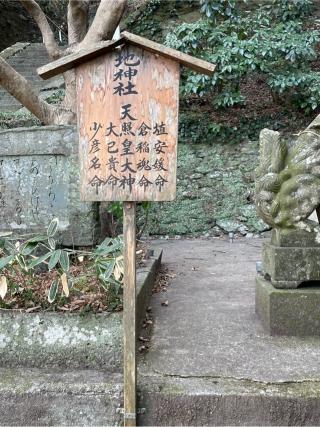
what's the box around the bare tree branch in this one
[0,58,75,125]
[19,0,61,60]
[80,0,127,48]
[0,58,55,124]
[67,0,89,45]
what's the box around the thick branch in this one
[80,0,127,48]
[19,0,61,60]
[0,58,74,125]
[68,0,89,44]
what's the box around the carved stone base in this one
[255,275,320,336]
[262,229,320,289]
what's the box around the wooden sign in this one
[38,32,216,427]
[76,45,180,202]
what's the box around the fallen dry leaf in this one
[161,300,169,306]
[0,276,8,299]
[25,305,41,313]
[61,273,69,297]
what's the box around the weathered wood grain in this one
[121,31,216,76]
[123,202,136,427]
[76,45,180,202]
[37,31,216,80]
[37,38,124,80]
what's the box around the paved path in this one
[140,238,320,383]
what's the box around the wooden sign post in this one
[38,31,215,427]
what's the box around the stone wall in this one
[0,126,100,246]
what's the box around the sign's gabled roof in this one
[37,31,216,80]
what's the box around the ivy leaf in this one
[48,280,58,303]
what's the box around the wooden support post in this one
[123,201,137,427]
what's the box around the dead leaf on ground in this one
[0,276,8,299]
[61,273,69,297]
[161,300,169,306]
[25,305,41,313]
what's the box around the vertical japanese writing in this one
[81,46,177,200]
[30,158,40,220]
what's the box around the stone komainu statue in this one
[255,116,320,232]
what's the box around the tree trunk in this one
[0,0,127,126]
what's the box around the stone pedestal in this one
[255,275,320,336]
[262,228,320,288]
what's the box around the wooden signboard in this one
[38,31,215,427]
[76,45,179,202]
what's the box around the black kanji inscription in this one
[105,122,119,137]
[89,156,101,170]
[119,174,135,193]
[136,141,149,153]
[155,140,168,154]
[155,174,168,192]
[106,156,119,172]
[153,122,168,135]
[107,141,119,154]
[121,158,136,173]
[153,157,168,171]
[139,175,153,190]
[120,104,137,121]
[137,158,151,171]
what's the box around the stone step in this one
[0,310,123,371]
[0,368,123,426]
[0,43,56,113]
[138,375,320,426]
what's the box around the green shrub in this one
[165,1,320,113]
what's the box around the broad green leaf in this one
[48,249,61,271]
[48,280,58,303]
[0,276,7,299]
[47,218,59,237]
[21,242,38,256]
[28,252,51,269]
[0,232,12,237]
[16,255,28,272]
[48,237,56,250]
[27,235,48,243]
[0,255,14,270]
[59,250,69,272]
[101,259,116,281]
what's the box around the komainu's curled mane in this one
[255,116,320,232]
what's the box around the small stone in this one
[216,220,242,233]
[209,172,220,179]
[189,173,202,180]
[238,225,248,236]
[246,233,254,239]
[174,235,182,240]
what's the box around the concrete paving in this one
[138,238,320,425]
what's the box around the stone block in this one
[0,125,100,246]
[271,227,320,247]
[262,241,320,288]
[255,275,320,336]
